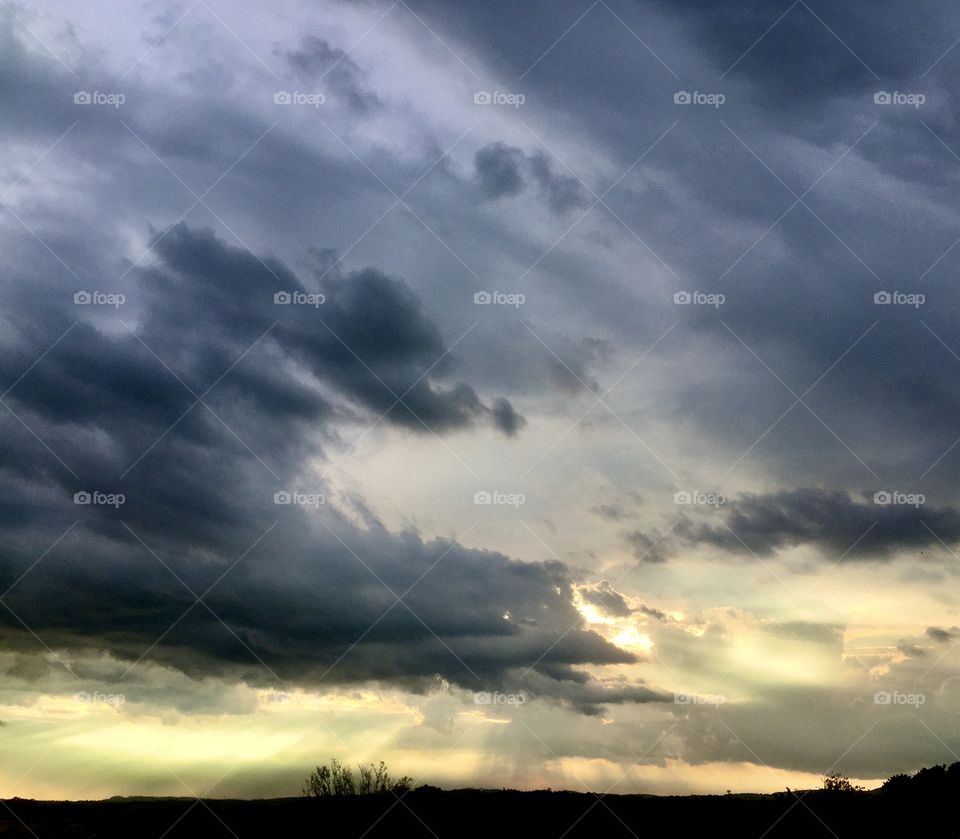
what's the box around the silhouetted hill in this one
[5,763,960,838]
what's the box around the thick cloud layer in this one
[0,221,644,711]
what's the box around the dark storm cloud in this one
[648,0,954,100]
[672,489,960,560]
[474,142,525,199]
[280,35,381,114]
[15,0,950,513]
[527,150,590,214]
[580,581,633,617]
[0,514,636,694]
[0,220,525,547]
[0,12,669,713]
[927,626,960,642]
[519,669,670,716]
[400,0,960,498]
[473,142,589,212]
[137,223,524,437]
[490,396,526,436]
[0,220,650,712]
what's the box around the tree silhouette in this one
[880,773,912,794]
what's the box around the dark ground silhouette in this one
[2,763,958,837]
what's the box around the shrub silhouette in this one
[303,759,412,797]
[821,772,864,793]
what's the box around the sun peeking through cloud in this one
[573,585,654,654]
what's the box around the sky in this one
[2,0,960,800]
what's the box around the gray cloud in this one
[0,218,647,712]
[527,150,590,214]
[927,626,960,642]
[142,223,524,437]
[473,142,589,213]
[668,489,960,560]
[625,528,674,564]
[520,669,670,716]
[474,142,525,199]
[281,35,380,114]
[580,581,633,617]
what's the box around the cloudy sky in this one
[3,0,960,800]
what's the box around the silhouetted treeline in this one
[880,761,960,797]
[4,762,960,837]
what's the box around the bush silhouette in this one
[303,759,412,797]
[821,772,864,793]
